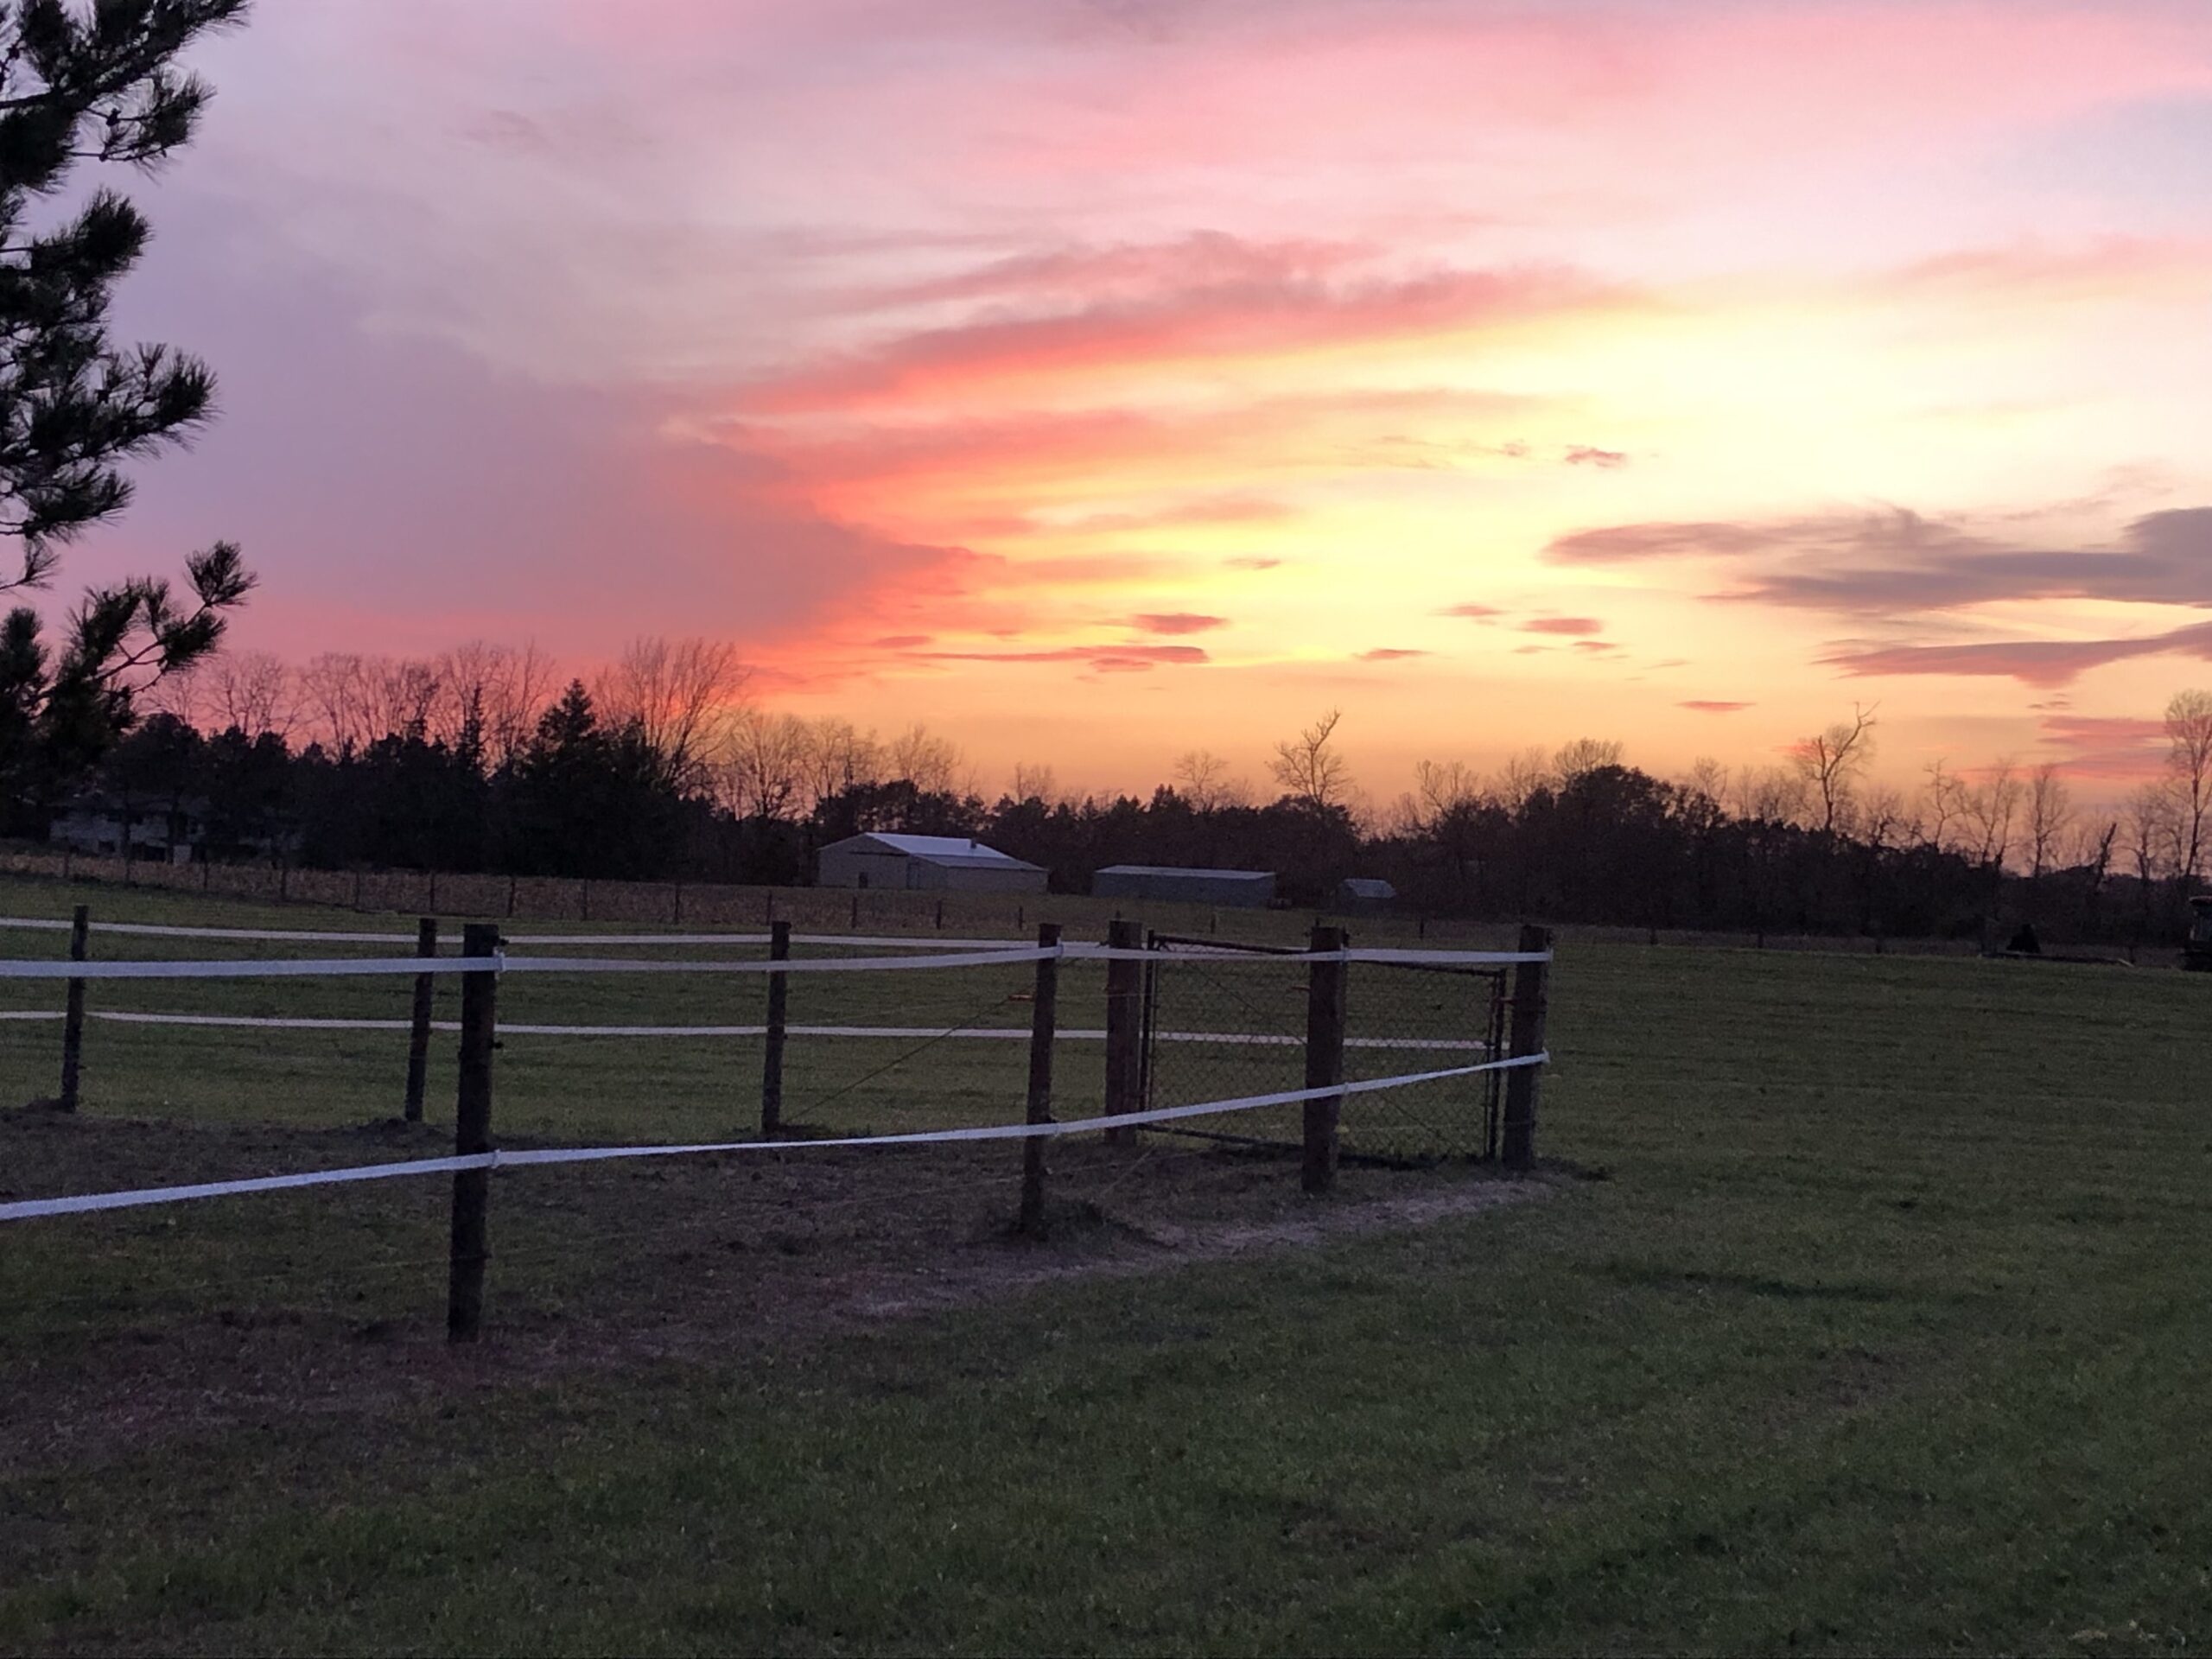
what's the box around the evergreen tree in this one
[505,681,684,879]
[0,0,255,831]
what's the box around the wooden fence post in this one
[1502,923,1551,1171]
[404,916,438,1123]
[579,880,590,922]
[1019,922,1061,1236]
[849,893,860,928]
[1103,918,1144,1146]
[760,919,791,1136]
[672,882,683,925]
[447,922,500,1344]
[505,874,518,918]
[1302,924,1347,1194]
[58,904,88,1113]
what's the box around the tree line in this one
[21,639,2212,948]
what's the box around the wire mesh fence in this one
[1138,932,1506,1165]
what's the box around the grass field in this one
[2,872,2209,1655]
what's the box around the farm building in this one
[816,832,1046,893]
[1091,865,1276,906]
[50,792,209,864]
[1336,877,1398,913]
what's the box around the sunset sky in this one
[73,0,2212,801]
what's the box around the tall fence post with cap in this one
[447,922,500,1344]
[1019,922,1061,1235]
[404,916,438,1123]
[1103,918,1144,1145]
[1502,923,1551,1170]
[57,903,89,1113]
[1302,924,1347,1194]
[760,919,791,1136]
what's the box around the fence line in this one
[0,1053,1550,1225]
[3,844,2008,957]
[2,907,1556,1344]
[0,1006,1492,1047]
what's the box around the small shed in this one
[816,832,1046,893]
[1091,865,1275,907]
[1336,877,1398,914]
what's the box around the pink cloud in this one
[737,264,1630,416]
[855,232,1371,311]
[1821,620,2212,687]
[1563,445,1629,468]
[1128,612,1228,635]
[2038,715,2172,780]
[1679,699,1751,713]
[1356,648,1428,661]
[1068,494,1297,532]
[1440,602,1503,619]
[1522,616,1605,636]
[917,644,1209,673]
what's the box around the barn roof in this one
[821,832,1043,870]
[1095,865,1274,882]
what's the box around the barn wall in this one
[1091,870,1275,906]
[817,848,912,889]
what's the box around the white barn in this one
[817,832,1047,893]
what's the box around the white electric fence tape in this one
[0,1006,1488,1048]
[0,1052,1548,1223]
[0,945,1547,980]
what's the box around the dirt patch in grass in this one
[0,1110,1555,1477]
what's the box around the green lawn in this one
[2,874,2208,1655]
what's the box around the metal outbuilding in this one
[817,832,1047,893]
[1090,865,1276,907]
[1336,877,1398,913]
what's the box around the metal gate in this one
[1138,932,1509,1165]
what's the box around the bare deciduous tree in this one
[436,639,556,766]
[1269,708,1352,811]
[2164,688,2212,888]
[1789,703,1877,835]
[1732,764,1808,825]
[1961,757,2021,869]
[1172,749,1236,812]
[1007,761,1058,804]
[2025,763,2075,880]
[1552,736,1623,789]
[209,651,295,741]
[365,657,442,740]
[1411,758,1480,830]
[715,709,810,822]
[2124,782,2171,936]
[594,637,750,796]
[885,722,964,795]
[1494,746,1551,811]
[296,652,371,753]
[1921,757,1964,853]
[801,718,881,811]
